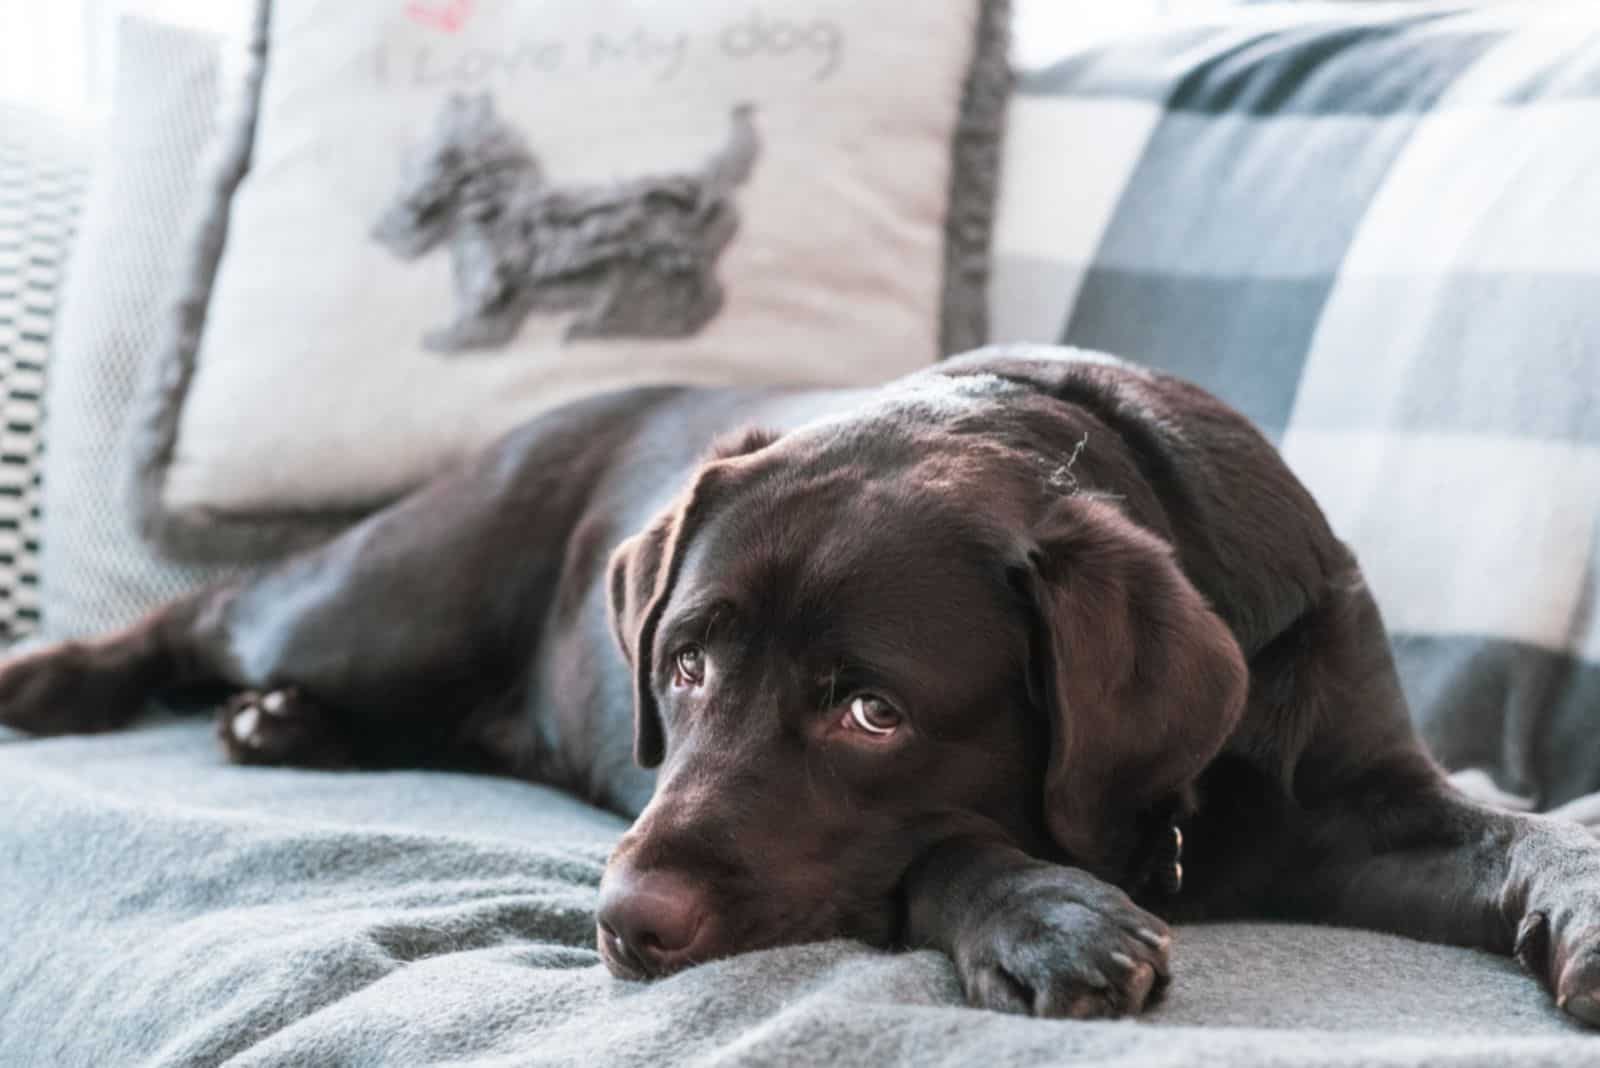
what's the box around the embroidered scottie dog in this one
[373,93,759,352]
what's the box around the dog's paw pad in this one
[217,688,341,767]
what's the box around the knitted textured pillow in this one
[38,17,240,640]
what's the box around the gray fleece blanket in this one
[4,718,1600,1067]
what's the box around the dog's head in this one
[597,379,1247,979]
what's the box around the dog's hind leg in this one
[0,464,546,767]
[0,589,234,736]
[0,506,517,771]
[0,388,671,772]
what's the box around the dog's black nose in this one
[596,867,709,978]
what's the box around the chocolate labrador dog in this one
[4,345,1599,1023]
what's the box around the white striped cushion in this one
[0,104,86,644]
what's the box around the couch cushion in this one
[990,1,1600,806]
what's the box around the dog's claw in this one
[1514,911,1549,977]
[1136,927,1171,952]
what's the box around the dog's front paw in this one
[954,865,1170,1018]
[1514,887,1600,1026]
[217,687,347,768]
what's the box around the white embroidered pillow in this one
[131,0,1010,560]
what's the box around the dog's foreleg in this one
[1278,769,1600,1026]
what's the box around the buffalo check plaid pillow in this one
[991,1,1600,806]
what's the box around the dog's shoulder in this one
[932,344,1216,432]
[930,345,1349,654]
[926,344,1272,509]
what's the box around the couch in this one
[4,3,1600,1066]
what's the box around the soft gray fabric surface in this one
[4,719,1599,1067]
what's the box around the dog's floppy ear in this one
[606,493,711,770]
[1024,498,1248,877]
[605,427,780,767]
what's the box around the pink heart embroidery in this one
[405,0,474,34]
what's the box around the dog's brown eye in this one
[846,695,901,736]
[673,645,706,686]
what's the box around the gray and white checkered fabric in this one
[0,105,86,644]
[990,1,1600,806]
